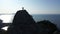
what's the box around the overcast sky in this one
[0,0,60,14]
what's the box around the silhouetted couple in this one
[7,10,58,34]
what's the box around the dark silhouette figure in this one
[12,10,35,25]
[0,19,3,29]
[0,19,3,34]
[0,19,6,34]
[37,20,57,34]
[7,10,38,34]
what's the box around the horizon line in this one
[0,13,60,15]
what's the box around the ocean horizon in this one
[32,14,60,30]
[0,14,60,30]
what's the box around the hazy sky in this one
[0,0,60,14]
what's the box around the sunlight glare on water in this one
[0,15,14,23]
[2,26,9,31]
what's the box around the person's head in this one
[12,10,35,25]
[7,10,37,34]
[37,20,57,34]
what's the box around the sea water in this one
[0,14,60,30]
[32,14,60,30]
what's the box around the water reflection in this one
[1,26,9,31]
[0,15,14,23]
